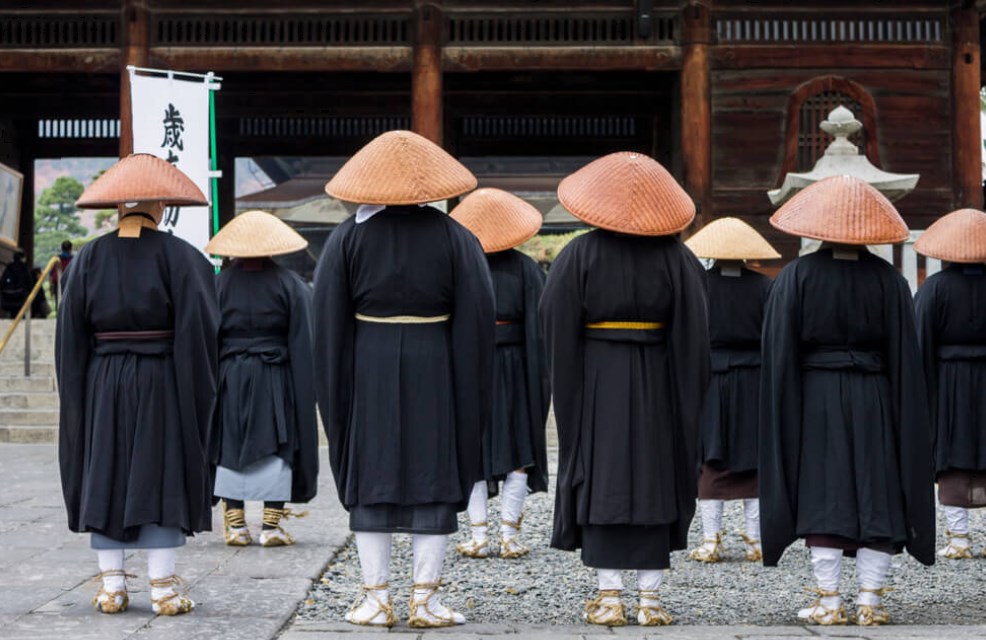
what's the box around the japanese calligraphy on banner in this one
[129,69,213,254]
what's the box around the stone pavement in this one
[3,444,986,640]
[0,443,350,640]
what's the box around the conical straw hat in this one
[76,153,207,209]
[450,188,542,253]
[326,130,477,205]
[557,152,695,236]
[769,175,908,245]
[205,210,308,257]
[685,217,781,260]
[914,208,986,263]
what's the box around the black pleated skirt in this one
[350,503,458,534]
[580,524,672,570]
[485,341,537,481]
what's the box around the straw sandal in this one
[584,589,626,626]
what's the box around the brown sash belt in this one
[94,330,175,341]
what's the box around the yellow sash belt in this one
[584,321,665,330]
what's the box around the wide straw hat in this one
[914,208,986,263]
[205,210,308,258]
[325,130,477,205]
[450,188,542,253]
[76,153,207,209]
[685,217,781,260]
[557,152,695,236]
[769,175,908,245]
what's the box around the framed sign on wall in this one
[0,161,23,249]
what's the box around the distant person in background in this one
[51,240,74,307]
[30,267,51,318]
[0,250,32,318]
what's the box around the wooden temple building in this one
[1,0,984,269]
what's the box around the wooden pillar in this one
[15,120,36,265]
[680,2,712,225]
[412,1,443,145]
[119,0,150,157]
[952,8,982,209]
[217,140,237,229]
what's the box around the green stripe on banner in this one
[208,83,220,273]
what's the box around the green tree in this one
[34,176,87,261]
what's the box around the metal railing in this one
[0,255,60,376]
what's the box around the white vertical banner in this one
[130,69,212,254]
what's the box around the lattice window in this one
[461,115,636,138]
[778,76,880,186]
[716,14,945,44]
[0,14,119,48]
[238,116,410,138]
[154,14,409,46]
[37,119,120,139]
[797,93,867,172]
[445,12,676,45]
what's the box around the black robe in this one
[914,264,986,475]
[485,249,550,494]
[541,230,709,567]
[211,258,318,504]
[759,248,935,567]
[313,206,494,523]
[56,225,219,542]
[698,266,771,474]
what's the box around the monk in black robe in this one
[760,176,934,627]
[206,211,318,548]
[684,217,779,564]
[57,154,218,616]
[542,152,709,627]
[913,208,986,560]
[450,188,550,560]
[313,131,494,628]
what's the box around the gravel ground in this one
[298,476,986,626]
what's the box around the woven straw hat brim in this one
[914,208,986,263]
[685,217,781,260]
[450,188,542,253]
[557,152,694,236]
[205,210,308,257]
[76,153,207,209]
[326,130,477,205]
[769,175,908,245]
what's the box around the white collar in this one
[355,204,386,224]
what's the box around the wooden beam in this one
[412,1,443,144]
[148,47,411,72]
[15,121,35,265]
[0,50,120,73]
[952,7,982,209]
[680,2,711,224]
[119,0,149,157]
[443,46,682,71]
[712,44,951,70]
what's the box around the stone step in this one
[0,408,59,425]
[0,362,54,376]
[0,376,56,392]
[0,349,54,363]
[0,425,57,443]
[0,393,59,409]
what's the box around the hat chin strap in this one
[119,201,165,225]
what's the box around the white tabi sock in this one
[807,547,842,611]
[412,534,464,624]
[97,549,126,593]
[698,499,724,548]
[637,569,664,601]
[596,568,624,601]
[147,547,178,601]
[743,499,761,541]
[348,532,392,624]
[855,548,891,606]
[499,471,527,540]
[943,505,970,539]
[467,481,489,542]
